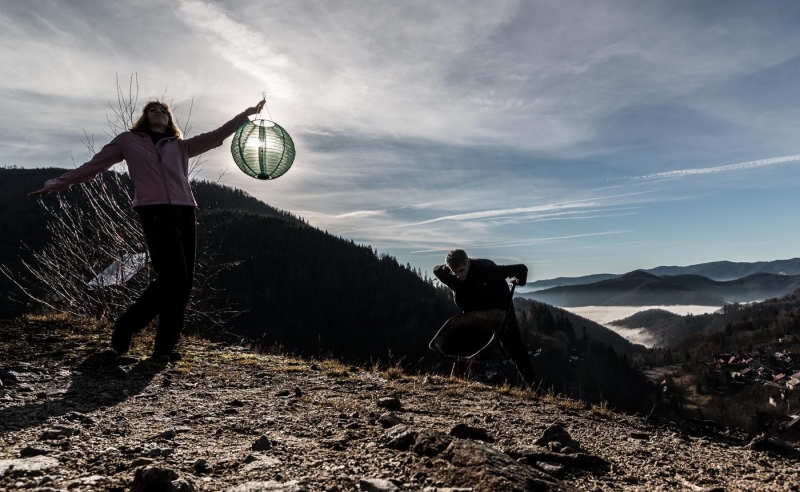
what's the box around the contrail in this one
[632,155,800,180]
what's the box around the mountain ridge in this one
[522,271,800,307]
[523,258,800,292]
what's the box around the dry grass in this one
[320,359,350,378]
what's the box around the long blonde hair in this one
[129,100,183,139]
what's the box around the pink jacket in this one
[43,112,251,207]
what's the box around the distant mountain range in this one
[523,258,800,292]
[520,270,800,307]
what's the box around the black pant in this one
[499,312,537,387]
[118,205,196,355]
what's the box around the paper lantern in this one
[231,119,295,180]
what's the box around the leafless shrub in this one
[2,73,241,333]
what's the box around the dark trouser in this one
[118,205,196,355]
[499,312,537,387]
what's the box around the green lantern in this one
[231,119,296,180]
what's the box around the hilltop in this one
[2,316,799,492]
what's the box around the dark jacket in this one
[433,259,527,313]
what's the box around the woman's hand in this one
[245,99,266,117]
[28,188,49,196]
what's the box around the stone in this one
[377,397,402,411]
[130,466,179,492]
[131,458,155,468]
[194,458,213,474]
[242,456,281,471]
[378,412,406,429]
[0,456,59,477]
[747,435,800,459]
[360,477,400,491]
[20,446,51,457]
[39,426,79,440]
[430,439,576,491]
[253,435,272,451]
[449,423,495,443]
[534,423,582,453]
[226,480,309,491]
[172,477,196,491]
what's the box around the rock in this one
[360,477,400,491]
[20,446,51,457]
[172,477,196,491]
[535,461,565,475]
[0,456,59,477]
[449,423,495,443]
[385,426,418,451]
[242,456,281,471]
[253,435,272,451]
[193,458,212,474]
[226,480,309,491]
[131,458,155,468]
[39,426,79,440]
[378,412,406,428]
[429,439,576,491]
[130,465,179,492]
[63,411,89,421]
[534,423,582,453]
[377,397,402,411]
[149,429,178,440]
[68,475,109,488]
[747,435,800,459]
[294,386,303,397]
[387,427,453,456]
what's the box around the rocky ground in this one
[1,315,799,492]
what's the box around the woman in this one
[30,98,265,361]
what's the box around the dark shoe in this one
[111,320,133,354]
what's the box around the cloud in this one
[631,154,800,181]
[176,0,293,98]
[409,230,633,254]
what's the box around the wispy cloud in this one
[631,154,800,181]
[409,230,633,254]
[177,0,292,98]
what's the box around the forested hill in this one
[523,269,800,307]
[0,168,461,364]
[202,208,458,363]
[3,167,657,410]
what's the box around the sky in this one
[2,0,800,281]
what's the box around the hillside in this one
[203,208,458,363]
[609,309,680,329]
[524,258,800,292]
[514,298,642,356]
[2,316,798,491]
[0,167,658,416]
[522,270,800,307]
[522,271,726,307]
